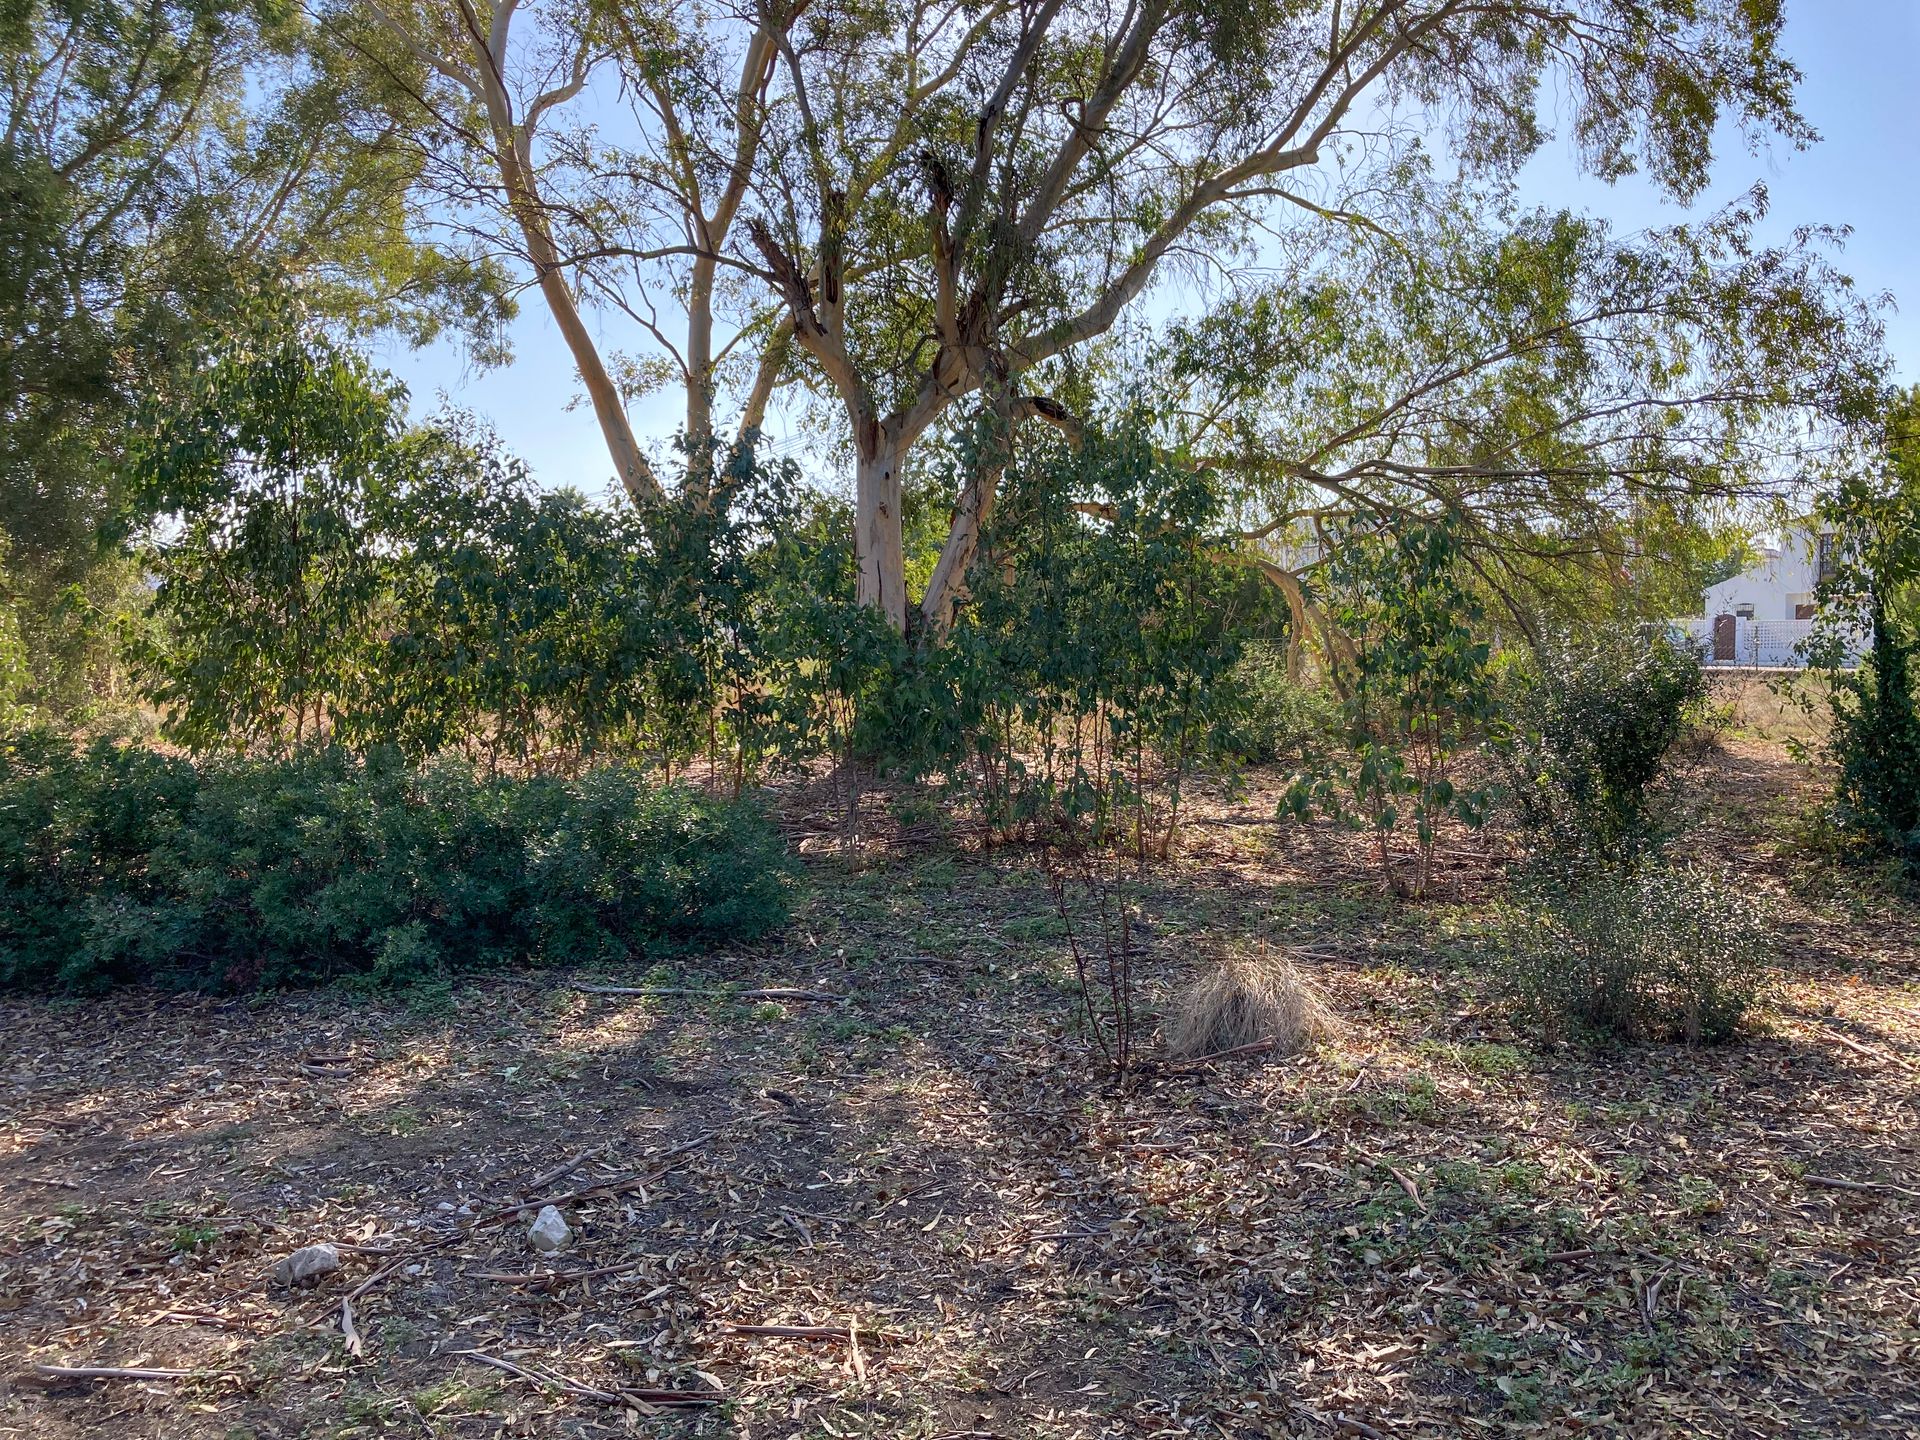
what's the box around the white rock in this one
[273,1242,342,1288]
[528,1205,571,1253]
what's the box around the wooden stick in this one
[519,1144,609,1195]
[573,984,844,1002]
[721,1322,910,1345]
[31,1364,209,1382]
[453,1350,721,1408]
[1805,1173,1920,1201]
[1331,1413,1388,1440]
[339,1250,422,1356]
[847,1315,867,1383]
[478,1131,718,1222]
[1165,1037,1277,1071]
[1352,1150,1428,1213]
[1819,1025,1919,1074]
[471,1259,652,1288]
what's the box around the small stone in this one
[272,1242,341,1288]
[528,1205,571,1253]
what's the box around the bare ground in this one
[1,739,1916,1439]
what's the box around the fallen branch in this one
[1163,1037,1277,1071]
[472,1131,719,1225]
[519,1144,611,1195]
[340,1257,410,1357]
[31,1364,214,1383]
[336,1231,472,1356]
[453,1349,722,1409]
[1331,1413,1389,1440]
[573,984,844,1003]
[1818,1025,1919,1074]
[721,1322,911,1346]
[471,1259,653,1288]
[1804,1172,1920,1201]
[1353,1150,1427,1213]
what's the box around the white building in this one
[1702,525,1835,624]
[1673,523,1863,667]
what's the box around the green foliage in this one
[1806,387,1920,870]
[1216,642,1337,765]
[365,428,803,777]
[0,549,32,729]
[0,1,506,716]
[751,493,907,829]
[881,415,1263,855]
[1829,608,1920,865]
[129,328,815,778]
[128,319,402,751]
[1501,631,1706,866]
[0,735,791,992]
[1499,862,1769,1044]
[1154,191,1881,642]
[1286,519,1500,894]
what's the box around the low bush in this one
[1218,643,1337,765]
[1501,630,1706,866]
[0,734,792,992]
[1499,862,1768,1043]
[1284,518,1501,896]
[1167,942,1335,1059]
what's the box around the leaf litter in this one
[0,738,1914,1437]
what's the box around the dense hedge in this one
[0,733,792,991]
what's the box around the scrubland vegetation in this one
[4,1,1920,1436]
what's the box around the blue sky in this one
[378,4,1920,491]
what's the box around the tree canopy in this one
[321,0,1869,634]
[0,0,507,709]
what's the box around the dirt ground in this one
[2,739,1916,1439]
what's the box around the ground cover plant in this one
[0,735,791,993]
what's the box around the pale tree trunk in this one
[492,131,661,508]
[855,425,909,633]
[919,466,993,636]
[920,393,1077,635]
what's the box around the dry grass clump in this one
[1166,943,1335,1059]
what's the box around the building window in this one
[1817,532,1837,584]
[1735,603,1755,620]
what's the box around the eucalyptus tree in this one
[341,0,1848,640]
[1150,189,1886,636]
[344,0,795,505]
[736,0,1821,633]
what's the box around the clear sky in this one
[378,3,1920,491]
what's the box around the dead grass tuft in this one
[1166,943,1335,1059]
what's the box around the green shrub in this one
[1803,388,1920,872]
[0,734,792,992]
[1824,603,1920,867]
[1499,862,1768,1043]
[1218,643,1336,764]
[1501,630,1706,866]
[1284,518,1501,895]
[861,413,1271,856]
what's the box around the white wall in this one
[1702,526,1826,621]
